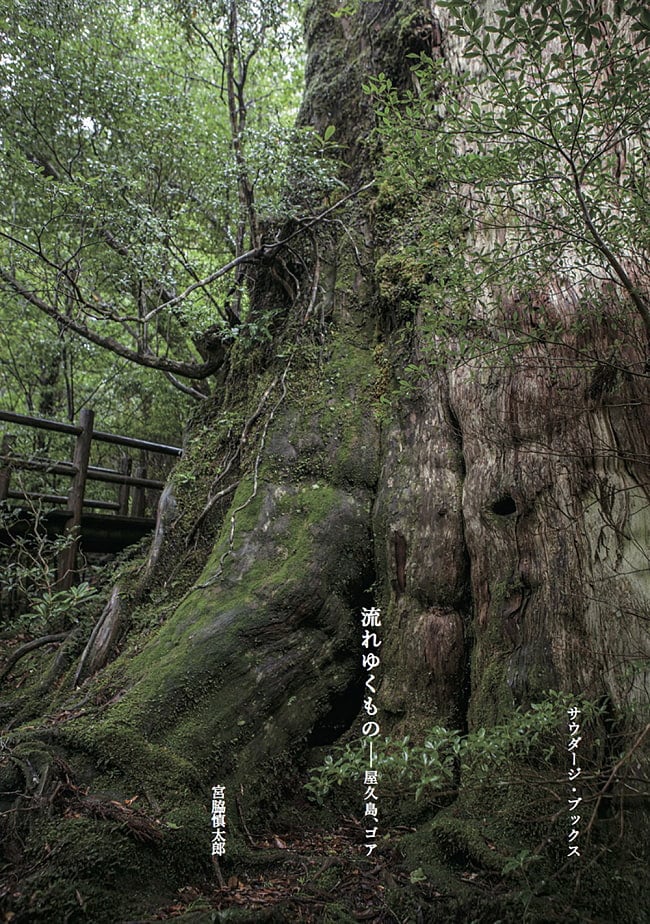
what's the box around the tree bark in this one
[1,3,648,922]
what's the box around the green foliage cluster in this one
[0,0,342,440]
[305,691,603,806]
[0,503,98,634]
[366,0,650,361]
[16,580,97,635]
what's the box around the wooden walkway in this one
[0,409,182,586]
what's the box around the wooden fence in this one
[0,409,182,587]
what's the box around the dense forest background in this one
[1,1,649,922]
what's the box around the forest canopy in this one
[0,0,325,437]
[3,0,650,437]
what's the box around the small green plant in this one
[20,582,97,633]
[170,469,196,487]
[502,848,541,876]
[0,501,97,634]
[409,867,427,884]
[305,692,603,806]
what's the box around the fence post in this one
[131,463,147,518]
[0,433,13,501]
[117,455,132,515]
[57,408,94,589]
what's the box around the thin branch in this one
[568,165,650,343]
[163,370,209,400]
[0,268,221,380]
[141,181,375,323]
[584,724,650,837]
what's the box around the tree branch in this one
[1,182,375,381]
[568,166,650,344]
[163,370,209,400]
[0,268,222,379]
[141,181,375,323]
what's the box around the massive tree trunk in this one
[1,3,648,922]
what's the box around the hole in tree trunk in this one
[307,673,366,746]
[307,584,375,746]
[491,494,517,516]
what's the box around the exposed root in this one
[72,585,122,686]
[0,632,68,687]
[192,361,291,590]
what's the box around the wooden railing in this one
[0,409,182,587]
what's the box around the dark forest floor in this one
[148,820,443,924]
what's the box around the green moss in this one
[468,658,513,729]
[14,815,172,923]
[259,331,379,490]
[57,718,199,798]
[375,251,429,304]
[396,760,650,924]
